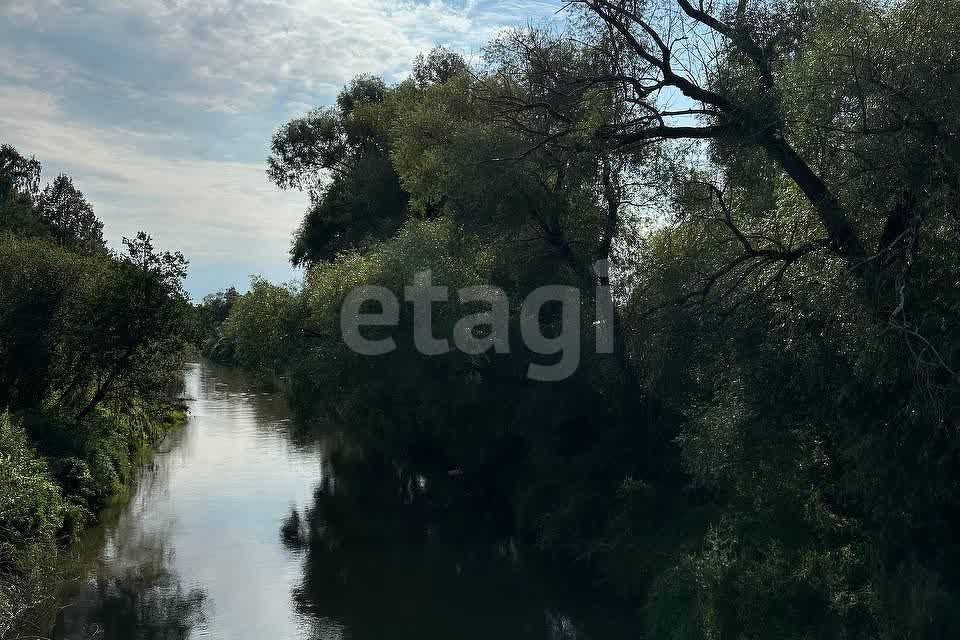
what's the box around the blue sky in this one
[0,0,559,299]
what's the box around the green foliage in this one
[222,278,304,377]
[0,231,190,425]
[182,2,960,637]
[0,412,66,636]
[194,286,241,362]
[0,145,47,241]
[0,413,65,552]
[243,56,653,597]
[1,146,105,251]
[36,174,105,253]
[268,75,409,266]
[0,144,191,633]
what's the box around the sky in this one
[0,0,560,299]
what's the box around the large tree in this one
[37,174,105,253]
[268,76,409,266]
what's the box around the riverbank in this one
[0,401,187,637]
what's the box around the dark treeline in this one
[202,1,960,636]
[0,145,192,632]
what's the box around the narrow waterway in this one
[31,361,634,640]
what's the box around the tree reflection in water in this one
[290,447,636,640]
[50,514,208,639]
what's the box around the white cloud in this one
[139,0,521,107]
[0,86,306,291]
[0,0,561,295]
[2,0,557,116]
[0,0,66,24]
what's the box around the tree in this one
[268,76,408,266]
[221,278,304,376]
[496,1,958,316]
[37,174,105,252]
[201,287,240,325]
[0,145,46,239]
[0,144,41,202]
[514,2,960,635]
[72,232,189,424]
[411,47,470,88]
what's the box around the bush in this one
[0,413,67,636]
[0,413,65,556]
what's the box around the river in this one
[23,361,636,639]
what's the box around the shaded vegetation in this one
[210,1,960,636]
[0,144,191,634]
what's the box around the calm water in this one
[27,362,634,640]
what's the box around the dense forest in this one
[197,0,960,637]
[0,145,192,632]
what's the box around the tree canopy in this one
[211,3,960,636]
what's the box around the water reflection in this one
[52,528,207,640]
[31,362,633,640]
[37,362,325,640]
[291,450,633,640]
